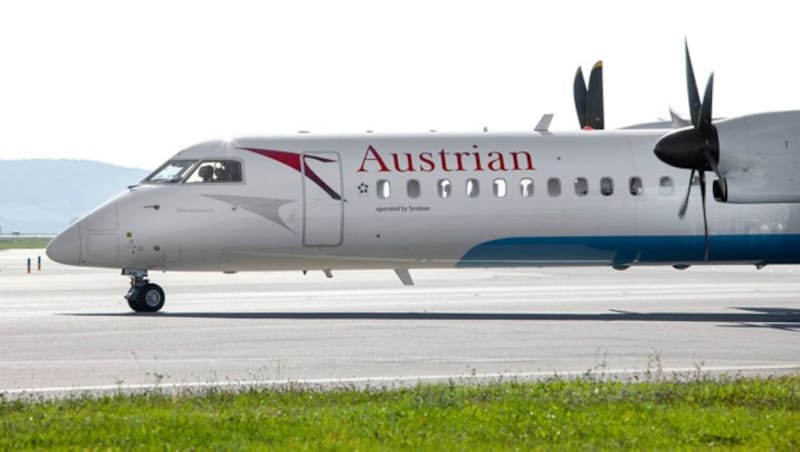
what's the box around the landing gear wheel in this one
[126,283,165,313]
[122,269,166,313]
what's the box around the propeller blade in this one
[573,66,588,129]
[703,147,722,180]
[587,61,604,130]
[699,170,709,261]
[678,169,695,219]
[685,40,701,127]
[698,73,714,136]
[657,41,717,262]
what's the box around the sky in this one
[0,1,797,169]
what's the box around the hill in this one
[0,159,148,234]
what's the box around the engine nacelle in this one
[714,111,800,204]
[714,176,800,203]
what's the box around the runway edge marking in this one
[3,364,799,399]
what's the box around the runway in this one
[1,249,798,397]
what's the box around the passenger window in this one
[548,178,561,197]
[184,160,243,184]
[438,179,452,198]
[659,176,674,196]
[493,178,507,197]
[600,177,614,196]
[377,180,391,199]
[520,178,534,198]
[574,177,588,196]
[466,178,480,198]
[407,179,421,198]
[629,177,643,196]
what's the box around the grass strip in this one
[1,375,798,449]
[0,237,51,250]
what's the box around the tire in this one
[126,284,165,313]
[127,296,142,311]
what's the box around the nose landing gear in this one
[123,268,165,312]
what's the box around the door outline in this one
[301,151,344,247]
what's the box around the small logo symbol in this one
[357,182,369,194]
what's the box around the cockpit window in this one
[184,160,243,184]
[143,160,198,183]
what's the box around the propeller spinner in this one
[653,41,726,261]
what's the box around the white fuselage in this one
[47,127,800,273]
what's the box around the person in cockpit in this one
[198,165,214,182]
[214,165,230,182]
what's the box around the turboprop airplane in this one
[47,43,800,312]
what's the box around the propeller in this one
[653,41,725,261]
[573,61,604,130]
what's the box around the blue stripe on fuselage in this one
[456,235,800,267]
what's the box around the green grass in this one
[1,376,798,450]
[0,237,50,250]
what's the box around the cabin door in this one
[302,152,343,246]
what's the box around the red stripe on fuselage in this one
[240,148,342,201]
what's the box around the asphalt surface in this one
[1,249,798,397]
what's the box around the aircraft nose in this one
[47,223,82,266]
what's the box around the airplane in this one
[46,42,800,312]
